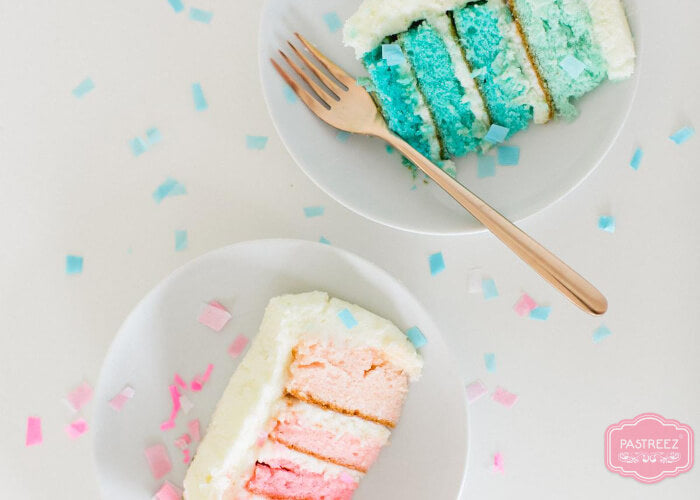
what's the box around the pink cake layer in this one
[246,459,358,500]
[270,402,387,472]
[286,341,409,427]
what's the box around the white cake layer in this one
[587,0,636,80]
[256,441,363,482]
[183,291,422,500]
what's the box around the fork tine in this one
[270,59,331,117]
[287,42,344,98]
[295,33,355,88]
[278,50,334,107]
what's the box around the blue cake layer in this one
[453,1,533,137]
[399,21,481,157]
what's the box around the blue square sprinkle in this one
[529,306,551,321]
[406,326,427,349]
[336,131,351,142]
[477,155,496,178]
[153,177,186,203]
[323,12,342,33]
[630,148,643,170]
[386,145,394,154]
[192,83,208,111]
[146,127,162,146]
[284,84,298,103]
[189,7,213,24]
[319,236,331,245]
[337,308,358,329]
[593,325,612,343]
[482,279,499,300]
[167,0,184,13]
[559,54,587,79]
[129,137,148,157]
[498,146,520,166]
[598,216,616,234]
[410,185,417,191]
[66,255,83,275]
[484,353,496,373]
[670,126,695,145]
[381,44,405,66]
[72,77,95,98]
[175,230,188,251]
[484,124,510,144]
[429,252,445,276]
[246,135,269,150]
[304,206,325,218]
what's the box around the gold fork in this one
[272,33,608,316]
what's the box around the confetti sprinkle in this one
[189,7,213,24]
[467,268,483,294]
[429,252,446,276]
[146,127,163,146]
[109,385,135,411]
[228,335,249,358]
[493,453,505,474]
[336,131,351,142]
[319,236,331,245]
[514,293,537,317]
[323,12,343,33]
[65,381,93,412]
[246,135,269,150]
[484,124,509,144]
[197,301,232,332]
[129,137,148,157]
[174,373,187,389]
[482,278,499,300]
[160,385,182,431]
[191,83,208,111]
[174,230,188,252]
[484,353,496,373]
[188,419,201,442]
[72,77,95,98]
[153,178,186,203]
[191,364,214,391]
[670,126,695,145]
[630,148,643,171]
[498,145,520,166]
[65,418,89,440]
[593,324,612,344]
[182,448,191,464]
[598,216,616,234]
[477,155,496,178]
[465,380,488,404]
[145,444,172,480]
[179,395,194,414]
[337,308,358,329]
[174,434,191,450]
[166,0,184,13]
[66,255,84,275]
[284,84,298,103]
[405,326,427,349]
[410,185,417,191]
[559,54,587,79]
[25,417,42,447]
[381,44,405,66]
[303,206,325,218]
[386,145,394,154]
[529,306,551,321]
[154,481,183,500]
[492,386,519,408]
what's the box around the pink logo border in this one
[605,413,694,484]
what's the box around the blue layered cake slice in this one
[344,0,635,174]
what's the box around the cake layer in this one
[399,19,484,157]
[286,340,409,427]
[246,442,361,500]
[587,0,635,81]
[270,398,390,472]
[508,0,607,119]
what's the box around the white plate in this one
[259,0,640,234]
[93,239,468,499]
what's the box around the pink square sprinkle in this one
[492,386,519,408]
[174,434,191,450]
[188,419,200,442]
[182,448,191,464]
[197,302,232,332]
[493,452,505,473]
[65,418,89,440]
[66,382,93,412]
[513,293,537,317]
[465,380,488,404]
[228,335,249,358]
[153,481,182,500]
[145,444,172,480]
[109,385,135,411]
[26,417,42,446]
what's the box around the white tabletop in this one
[1,1,698,498]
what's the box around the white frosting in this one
[586,0,636,80]
[183,292,422,500]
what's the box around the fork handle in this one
[379,130,608,316]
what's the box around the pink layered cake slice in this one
[183,292,423,500]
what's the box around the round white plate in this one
[93,239,468,499]
[259,0,641,234]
